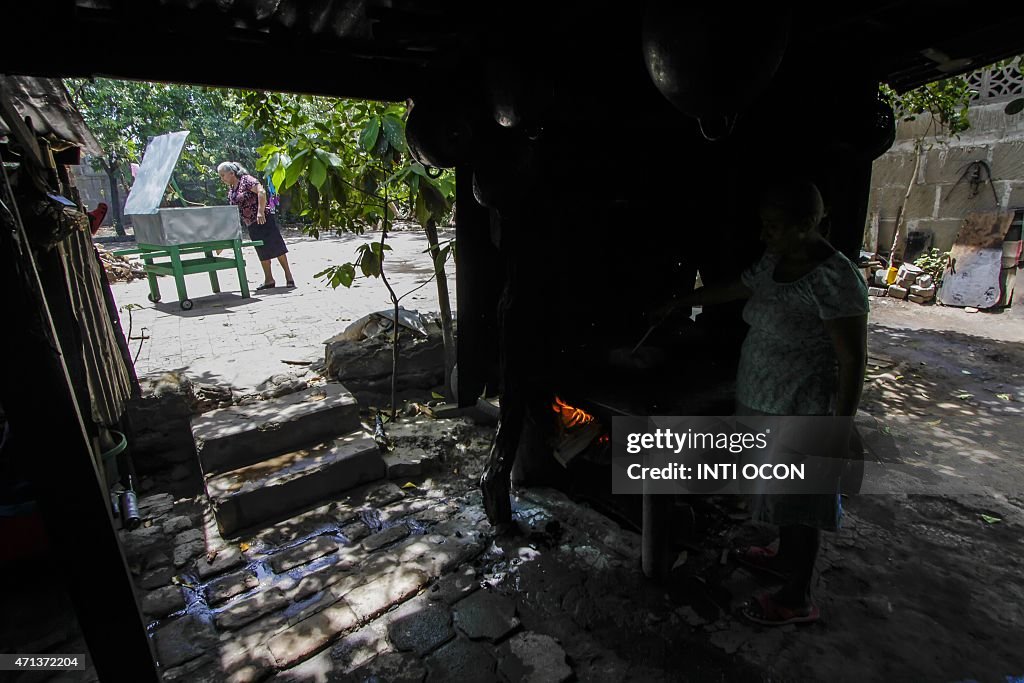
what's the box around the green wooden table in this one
[115,238,263,310]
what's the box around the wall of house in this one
[69,162,121,225]
[867,62,1024,259]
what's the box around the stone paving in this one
[119,416,782,683]
[109,227,456,391]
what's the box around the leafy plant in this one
[913,248,951,285]
[236,92,458,410]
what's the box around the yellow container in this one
[885,267,899,285]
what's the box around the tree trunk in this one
[423,218,456,397]
[889,139,923,266]
[103,161,126,236]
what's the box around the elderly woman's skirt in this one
[246,213,288,261]
[737,402,842,532]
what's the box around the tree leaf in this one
[980,514,1002,524]
[359,117,380,152]
[431,391,445,400]
[310,157,327,189]
[382,114,407,153]
[284,149,310,189]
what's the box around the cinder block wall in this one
[867,100,1024,257]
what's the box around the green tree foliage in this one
[880,79,975,136]
[66,78,259,233]
[235,92,454,247]
[236,91,459,400]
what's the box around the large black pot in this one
[641,4,791,140]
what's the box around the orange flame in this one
[552,396,596,429]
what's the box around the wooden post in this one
[454,165,502,406]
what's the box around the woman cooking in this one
[658,179,868,626]
[217,161,295,290]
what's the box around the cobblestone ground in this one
[121,416,775,683]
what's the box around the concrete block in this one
[868,287,887,297]
[991,140,1024,180]
[918,274,934,288]
[937,181,1002,220]
[910,284,935,298]
[192,383,360,475]
[922,145,990,185]
[887,285,908,299]
[208,432,385,537]
[870,152,918,188]
[908,294,930,304]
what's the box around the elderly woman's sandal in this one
[742,593,820,626]
[256,282,275,291]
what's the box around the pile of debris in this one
[867,263,936,304]
[95,244,145,283]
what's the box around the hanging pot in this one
[405,96,472,170]
[641,3,791,140]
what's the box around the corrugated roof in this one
[0,76,103,156]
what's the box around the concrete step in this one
[207,432,385,536]
[192,383,360,475]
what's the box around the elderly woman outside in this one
[660,179,868,626]
[217,161,295,290]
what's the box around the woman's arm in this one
[249,180,268,224]
[658,279,752,319]
[824,314,867,416]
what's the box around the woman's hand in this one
[256,210,266,225]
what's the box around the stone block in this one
[173,540,205,568]
[910,284,935,297]
[174,529,204,547]
[453,589,520,642]
[917,273,934,288]
[139,566,175,590]
[269,536,339,574]
[867,286,887,297]
[206,569,260,605]
[162,516,193,536]
[267,600,359,669]
[344,568,430,621]
[341,521,370,543]
[428,566,480,606]
[424,636,497,682]
[908,294,930,304]
[208,432,385,536]
[386,597,455,656]
[325,334,445,390]
[346,652,428,683]
[363,525,411,552]
[142,585,186,619]
[497,632,573,683]
[886,285,908,299]
[192,383,360,475]
[197,546,246,580]
[383,448,437,478]
[215,588,290,631]
[154,614,218,669]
